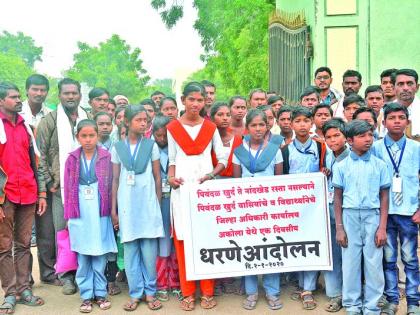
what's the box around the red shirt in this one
[0,112,37,204]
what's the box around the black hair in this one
[0,82,19,99]
[380,68,398,80]
[93,111,112,122]
[343,94,365,109]
[108,99,116,106]
[314,66,332,77]
[210,101,229,120]
[300,86,320,101]
[160,96,178,108]
[76,119,98,135]
[140,98,155,107]
[182,81,207,98]
[115,106,125,118]
[364,85,383,98]
[152,114,171,133]
[259,105,275,117]
[312,104,333,117]
[267,95,285,105]
[58,78,81,93]
[277,105,293,119]
[201,80,216,90]
[291,106,312,121]
[249,88,266,100]
[322,117,346,137]
[352,107,377,124]
[267,91,277,95]
[117,124,127,140]
[345,119,374,138]
[88,87,109,101]
[343,69,362,82]
[229,95,246,107]
[392,68,419,85]
[151,90,165,98]
[125,104,150,123]
[245,109,268,127]
[383,102,410,120]
[25,74,49,91]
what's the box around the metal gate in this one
[269,10,312,104]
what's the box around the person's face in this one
[115,110,125,126]
[250,92,266,108]
[301,93,319,108]
[355,112,376,128]
[127,112,148,135]
[204,86,215,107]
[119,126,127,140]
[89,93,109,114]
[213,106,231,129]
[264,109,275,129]
[181,92,205,115]
[59,84,81,110]
[313,108,332,129]
[384,110,409,136]
[151,94,164,107]
[160,100,178,120]
[96,115,113,139]
[395,74,419,104]
[380,76,395,99]
[344,103,361,122]
[143,104,155,120]
[291,115,312,138]
[314,71,332,90]
[27,84,48,105]
[277,112,292,133]
[324,128,346,153]
[271,100,283,114]
[365,91,384,114]
[0,89,22,113]
[77,126,98,151]
[153,127,168,148]
[246,115,267,141]
[347,130,373,154]
[107,103,116,119]
[116,99,128,107]
[230,99,247,121]
[342,76,362,96]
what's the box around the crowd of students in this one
[0,66,419,315]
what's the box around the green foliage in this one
[0,52,34,93]
[151,0,184,29]
[67,34,151,103]
[148,78,174,97]
[0,31,43,67]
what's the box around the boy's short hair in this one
[315,66,332,77]
[151,90,165,98]
[352,107,378,124]
[380,68,398,80]
[312,104,333,117]
[383,102,410,120]
[364,85,383,98]
[343,69,362,82]
[259,104,275,115]
[267,95,284,105]
[299,86,320,101]
[291,106,312,121]
[345,119,374,138]
[343,94,365,109]
[322,117,346,137]
[277,105,293,119]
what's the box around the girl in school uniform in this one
[152,115,182,302]
[232,109,283,311]
[64,119,117,313]
[167,82,228,311]
[111,105,164,311]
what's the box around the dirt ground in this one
[2,248,408,315]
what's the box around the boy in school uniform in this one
[353,107,380,141]
[372,103,420,315]
[277,106,294,147]
[312,104,333,140]
[343,94,365,122]
[282,106,327,310]
[333,119,391,315]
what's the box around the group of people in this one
[0,66,419,315]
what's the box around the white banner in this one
[183,172,332,280]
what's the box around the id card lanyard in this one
[385,139,406,193]
[82,149,97,199]
[126,137,142,186]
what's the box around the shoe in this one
[407,305,420,315]
[62,280,77,295]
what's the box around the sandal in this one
[200,295,217,309]
[325,296,342,312]
[378,295,389,308]
[95,297,111,310]
[16,290,44,307]
[242,294,258,310]
[156,290,169,302]
[266,295,283,310]
[171,289,183,301]
[301,291,317,310]
[123,299,139,312]
[180,295,195,311]
[380,302,398,315]
[145,296,162,311]
[79,300,93,313]
[290,287,303,301]
[107,282,121,296]
[0,296,16,314]
[407,305,420,315]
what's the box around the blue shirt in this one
[332,150,391,209]
[288,138,320,174]
[372,135,420,215]
[325,146,350,204]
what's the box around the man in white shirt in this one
[331,70,363,118]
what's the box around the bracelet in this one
[336,223,344,226]
[38,196,47,200]
[207,173,216,179]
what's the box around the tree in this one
[67,35,151,103]
[0,52,34,93]
[0,31,43,67]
